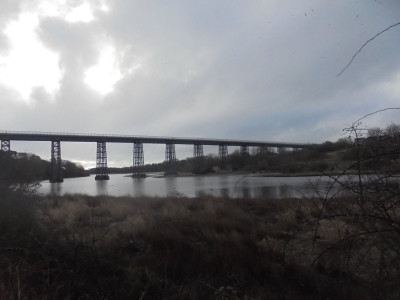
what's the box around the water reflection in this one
[280,185,296,198]
[132,178,145,197]
[39,174,334,199]
[193,175,204,187]
[96,180,108,195]
[220,188,230,198]
[219,175,229,185]
[241,179,251,198]
[50,182,62,195]
[254,186,277,198]
[165,176,178,197]
[252,185,301,198]
[194,176,205,197]
[242,187,251,198]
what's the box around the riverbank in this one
[2,192,395,299]
[123,170,369,179]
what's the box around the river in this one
[38,173,333,199]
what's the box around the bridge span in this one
[0,130,310,182]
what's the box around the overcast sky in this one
[0,0,399,167]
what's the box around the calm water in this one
[38,173,332,199]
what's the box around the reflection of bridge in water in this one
[0,131,310,183]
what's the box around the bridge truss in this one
[0,130,310,181]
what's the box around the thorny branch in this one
[337,22,400,77]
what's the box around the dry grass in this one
[36,195,377,298]
[1,192,395,299]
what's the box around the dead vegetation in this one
[1,190,391,299]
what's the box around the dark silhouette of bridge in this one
[0,130,310,182]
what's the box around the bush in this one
[285,118,400,299]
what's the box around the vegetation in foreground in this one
[0,187,399,299]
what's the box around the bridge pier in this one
[193,144,204,173]
[95,141,109,180]
[133,142,146,178]
[165,143,177,175]
[1,140,10,151]
[259,146,268,155]
[50,140,63,183]
[240,145,250,168]
[218,145,228,170]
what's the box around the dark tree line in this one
[0,150,88,185]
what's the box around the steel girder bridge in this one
[0,130,310,182]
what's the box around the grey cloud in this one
[1,0,400,166]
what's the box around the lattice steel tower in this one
[50,140,63,183]
[259,146,268,155]
[133,142,146,178]
[165,143,177,174]
[193,144,204,173]
[240,145,250,168]
[95,141,109,180]
[218,145,228,170]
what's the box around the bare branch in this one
[337,22,400,77]
[354,107,400,125]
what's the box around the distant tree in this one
[335,137,352,148]
[0,150,88,184]
[385,123,400,138]
[367,127,384,138]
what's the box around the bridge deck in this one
[0,130,309,148]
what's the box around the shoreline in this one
[120,170,363,178]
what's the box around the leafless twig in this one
[350,107,400,126]
[337,22,400,77]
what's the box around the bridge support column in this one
[133,142,146,178]
[50,140,63,183]
[1,140,10,151]
[95,141,109,180]
[165,143,177,175]
[193,144,204,174]
[259,146,268,155]
[218,145,228,170]
[240,145,249,168]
